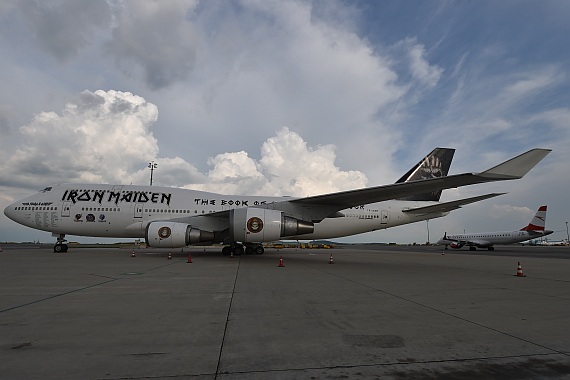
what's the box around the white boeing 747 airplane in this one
[437,205,553,250]
[4,148,550,254]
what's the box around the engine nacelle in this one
[230,208,314,242]
[145,221,214,248]
[449,242,465,249]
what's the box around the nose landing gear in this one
[53,234,69,253]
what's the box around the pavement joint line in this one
[304,263,570,358]
[140,261,182,272]
[214,255,241,379]
[89,273,120,280]
[216,352,566,377]
[0,278,119,314]
[93,352,566,379]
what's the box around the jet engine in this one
[449,242,465,249]
[145,221,214,248]
[230,208,314,242]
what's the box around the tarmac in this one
[1,244,570,379]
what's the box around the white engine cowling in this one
[145,221,214,248]
[230,208,314,242]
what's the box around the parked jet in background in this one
[438,205,553,250]
[538,239,569,246]
[4,148,550,254]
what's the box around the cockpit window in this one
[40,187,52,193]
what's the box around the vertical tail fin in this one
[396,148,455,201]
[520,205,547,231]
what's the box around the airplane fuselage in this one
[4,183,447,241]
[438,230,553,249]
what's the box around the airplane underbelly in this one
[292,218,382,240]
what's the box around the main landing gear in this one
[222,243,264,256]
[53,234,69,253]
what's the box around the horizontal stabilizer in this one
[402,193,505,214]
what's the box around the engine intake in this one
[145,221,214,248]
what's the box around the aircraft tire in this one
[254,245,264,255]
[232,244,244,256]
[54,244,63,253]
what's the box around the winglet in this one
[481,149,551,179]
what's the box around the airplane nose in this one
[4,203,17,221]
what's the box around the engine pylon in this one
[515,262,526,277]
[278,256,284,267]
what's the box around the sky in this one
[1,0,569,244]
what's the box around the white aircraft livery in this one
[437,205,553,250]
[4,148,550,254]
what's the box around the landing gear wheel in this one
[54,243,68,253]
[245,245,254,255]
[222,246,231,255]
[254,245,264,255]
[54,234,68,253]
[232,244,244,256]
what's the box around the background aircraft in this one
[4,148,550,254]
[438,205,553,250]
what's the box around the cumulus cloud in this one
[156,0,408,179]
[1,90,160,188]
[259,128,367,195]
[0,90,366,200]
[189,128,367,196]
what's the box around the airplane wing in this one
[272,148,550,221]
[468,240,492,248]
[402,193,506,215]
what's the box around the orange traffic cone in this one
[131,250,136,258]
[278,256,284,267]
[187,253,192,263]
[329,254,334,264]
[168,252,172,260]
[515,262,526,277]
